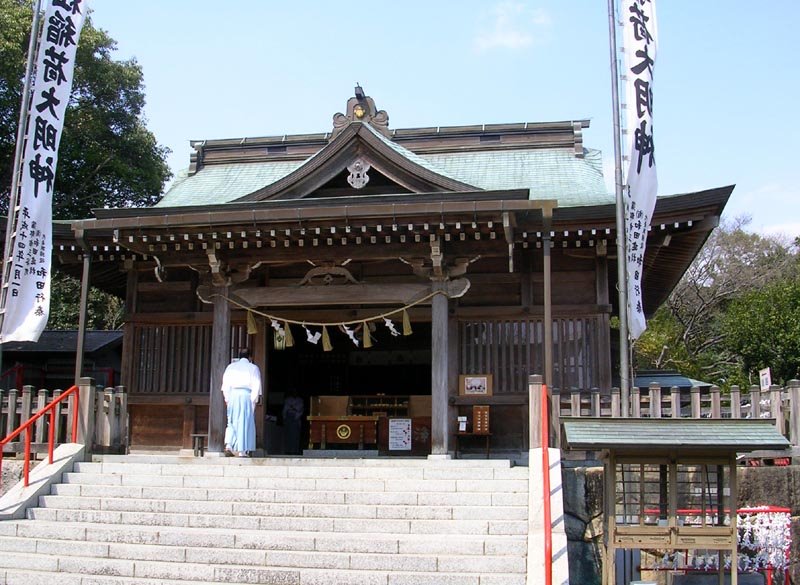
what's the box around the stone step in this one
[99,454,517,468]
[26,506,528,535]
[72,460,528,481]
[0,553,525,585]
[50,482,529,507]
[38,495,528,521]
[4,455,535,584]
[1,567,526,585]
[0,534,527,573]
[0,520,527,556]
[62,471,528,494]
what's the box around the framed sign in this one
[388,418,412,450]
[759,367,772,391]
[459,374,493,397]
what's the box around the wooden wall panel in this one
[459,315,605,394]
[130,404,183,447]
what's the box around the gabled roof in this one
[1,330,123,354]
[562,418,790,453]
[633,370,712,390]
[156,108,607,209]
[235,122,478,201]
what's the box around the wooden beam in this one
[206,278,471,308]
[232,283,431,307]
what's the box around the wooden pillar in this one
[788,380,800,448]
[74,239,91,384]
[603,451,616,585]
[77,377,96,461]
[208,286,231,453]
[431,283,449,455]
[120,263,138,391]
[253,318,267,451]
[528,374,543,449]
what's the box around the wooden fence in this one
[0,384,128,455]
[549,380,800,448]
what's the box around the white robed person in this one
[221,348,262,457]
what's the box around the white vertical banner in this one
[622,0,658,340]
[1,0,87,343]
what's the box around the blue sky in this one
[86,1,799,238]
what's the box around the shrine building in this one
[61,90,732,456]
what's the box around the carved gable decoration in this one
[235,121,478,203]
[332,86,390,139]
[346,158,371,189]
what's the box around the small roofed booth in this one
[561,418,790,585]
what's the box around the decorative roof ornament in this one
[347,158,371,189]
[331,84,390,138]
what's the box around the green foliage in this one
[48,272,123,330]
[0,0,171,219]
[633,218,799,389]
[723,279,800,385]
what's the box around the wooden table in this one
[307,416,378,449]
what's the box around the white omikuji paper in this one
[622,0,658,340]
[1,0,87,343]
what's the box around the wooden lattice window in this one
[615,462,670,527]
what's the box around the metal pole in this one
[608,0,631,395]
[0,0,43,366]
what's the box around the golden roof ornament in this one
[331,84,390,138]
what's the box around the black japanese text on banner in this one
[1,0,87,343]
[623,0,658,340]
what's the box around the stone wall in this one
[1,461,25,495]
[563,464,799,585]
[563,464,605,585]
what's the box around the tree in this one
[2,1,172,329]
[723,279,800,385]
[48,271,124,330]
[1,0,171,220]
[634,217,799,386]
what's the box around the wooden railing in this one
[551,380,800,447]
[1,384,128,455]
[0,385,79,490]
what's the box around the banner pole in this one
[607,0,631,395]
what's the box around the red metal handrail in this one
[0,384,79,492]
[542,382,552,585]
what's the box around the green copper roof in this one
[421,148,609,206]
[562,418,790,452]
[157,161,305,207]
[156,136,610,208]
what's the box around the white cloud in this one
[474,2,552,53]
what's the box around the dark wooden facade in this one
[59,92,732,455]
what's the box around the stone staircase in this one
[0,454,530,584]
